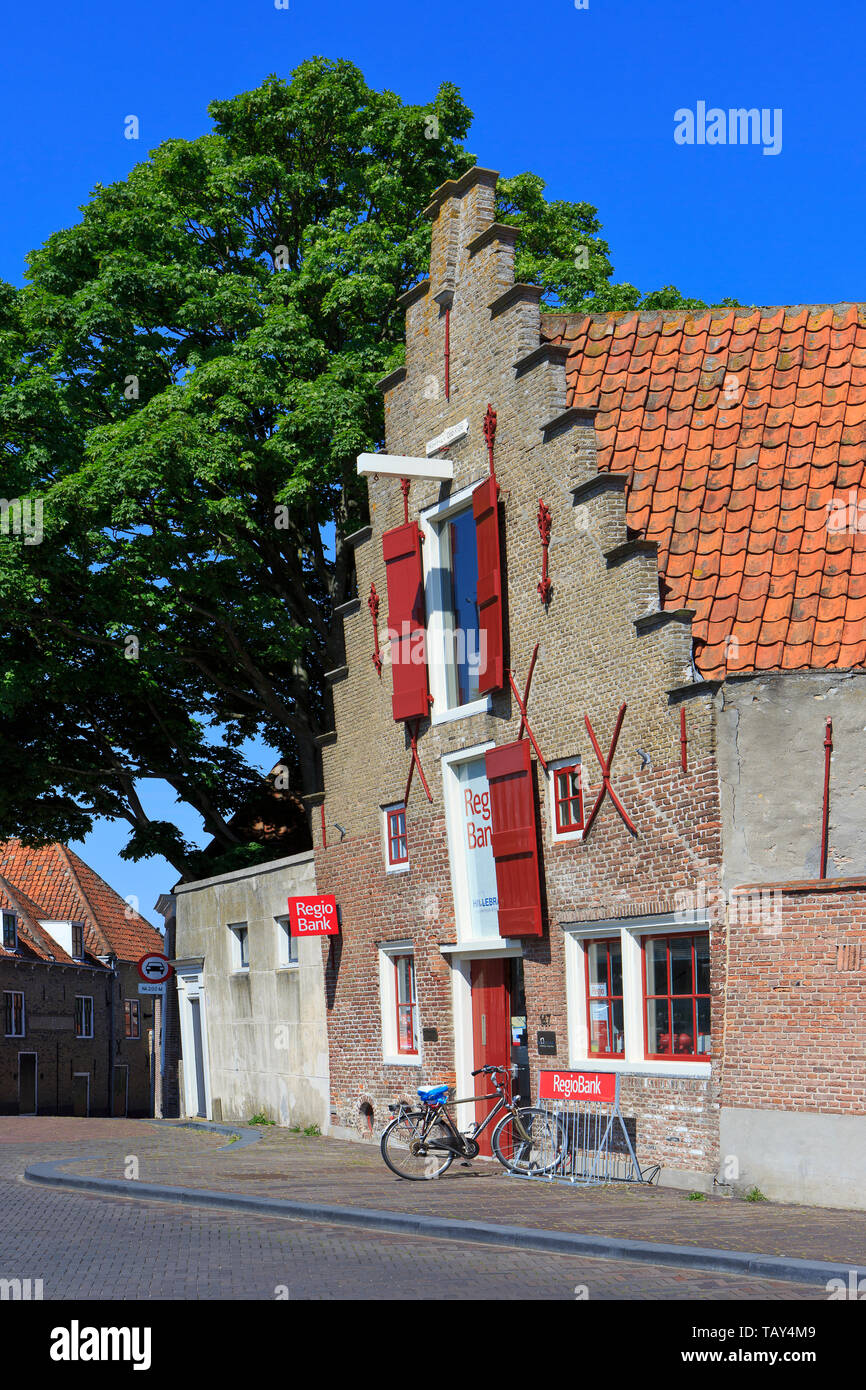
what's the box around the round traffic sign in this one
[137,952,173,983]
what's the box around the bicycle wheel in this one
[380,1110,455,1180]
[491,1106,563,1176]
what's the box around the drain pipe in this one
[820,717,833,879]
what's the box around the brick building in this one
[311,166,866,1207]
[0,841,164,1116]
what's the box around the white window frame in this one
[420,481,492,726]
[378,940,422,1066]
[275,915,299,969]
[2,911,18,952]
[547,756,585,844]
[124,998,141,1040]
[4,990,25,1038]
[564,915,711,1079]
[75,995,94,1040]
[441,740,504,947]
[228,922,249,973]
[382,801,410,874]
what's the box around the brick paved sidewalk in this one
[5,1115,866,1269]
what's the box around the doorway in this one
[189,997,207,1118]
[18,1053,37,1115]
[112,1064,129,1117]
[72,1072,90,1117]
[470,958,510,1152]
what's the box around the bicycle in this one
[379,1063,564,1180]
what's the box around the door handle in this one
[481,1014,487,1046]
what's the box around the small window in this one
[124,999,140,1040]
[276,916,299,968]
[585,938,624,1056]
[553,761,584,835]
[385,804,409,870]
[643,934,711,1061]
[4,991,24,1037]
[228,923,249,971]
[75,995,94,1039]
[71,923,84,959]
[394,954,419,1054]
[2,912,18,951]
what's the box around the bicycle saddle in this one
[417,1084,450,1106]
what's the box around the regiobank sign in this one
[287,894,340,937]
[538,1070,617,1104]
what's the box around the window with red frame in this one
[585,938,624,1055]
[386,806,408,867]
[124,999,140,1040]
[553,762,583,834]
[394,954,418,1054]
[643,934,711,1060]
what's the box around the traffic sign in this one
[136,952,173,984]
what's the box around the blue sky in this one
[2,0,864,920]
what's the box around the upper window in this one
[422,488,488,721]
[394,954,419,1055]
[276,916,299,968]
[71,923,84,959]
[4,991,24,1037]
[553,761,584,837]
[445,506,481,708]
[585,938,624,1056]
[75,995,94,1039]
[124,999,141,1040]
[2,912,18,952]
[385,804,409,870]
[643,934,711,1061]
[228,923,249,972]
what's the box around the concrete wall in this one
[716,671,866,892]
[720,1106,866,1210]
[173,852,329,1130]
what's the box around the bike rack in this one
[512,1074,653,1187]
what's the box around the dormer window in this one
[2,912,17,952]
[71,923,84,960]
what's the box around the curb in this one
[146,1119,262,1150]
[23,1156,863,1288]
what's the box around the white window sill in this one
[385,862,411,875]
[431,695,491,726]
[567,1058,712,1079]
[551,828,584,846]
[382,1055,423,1067]
[277,963,300,972]
[231,968,250,977]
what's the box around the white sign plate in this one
[356,452,454,482]
[425,419,469,456]
[138,982,166,995]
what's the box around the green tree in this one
[0,59,732,877]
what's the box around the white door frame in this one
[17,1051,37,1116]
[175,962,213,1119]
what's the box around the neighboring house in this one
[307,165,866,1207]
[169,850,329,1130]
[0,840,163,1116]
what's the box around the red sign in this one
[287,895,339,937]
[136,952,173,983]
[538,1070,616,1104]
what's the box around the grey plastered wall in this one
[174,852,329,1129]
[716,671,866,892]
[720,1107,866,1210]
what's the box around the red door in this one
[470,958,510,1155]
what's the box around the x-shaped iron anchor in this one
[582,703,637,839]
[508,643,547,772]
[404,721,433,805]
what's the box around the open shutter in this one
[383,520,430,723]
[484,740,543,938]
[473,476,504,693]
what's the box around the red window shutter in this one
[383,520,430,722]
[484,739,543,938]
[473,476,504,693]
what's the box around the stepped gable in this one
[544,304,866,678]
[0,841,163,961]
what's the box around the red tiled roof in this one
[0,841,163,962]
[0,875,77,963]
[547,303,866,677]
